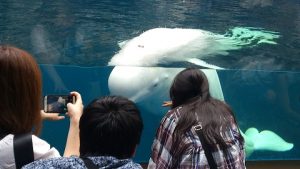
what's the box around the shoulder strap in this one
[81,157,99,169]
[13,133,34,169]
[194,124,218,169]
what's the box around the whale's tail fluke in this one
[215,27,280,51]
[183,27,280,69]
[226,27,280,45]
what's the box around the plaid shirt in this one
[148,107,246,169]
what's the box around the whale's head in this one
[108,66,172,102]
[108,66,224,103]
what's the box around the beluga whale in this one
[108,27,293,157]
[108,27,280,69]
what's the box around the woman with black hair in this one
[148,68,245,169]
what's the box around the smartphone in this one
[43,95,75,114]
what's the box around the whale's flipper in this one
[201,69,224,101]
[241,127,294,157]
[187,58,224,70]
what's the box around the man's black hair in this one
[79,96,143,159]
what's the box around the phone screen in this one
[44,95,75,113]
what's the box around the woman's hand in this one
[162,101,172,107]
[41,110,65,121]
[66,91,83,124]
[63,91,83,157]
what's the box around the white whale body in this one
[109,27,279,68]
[108,27,292,157]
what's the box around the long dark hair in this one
[170,68,243,166]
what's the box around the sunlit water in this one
[1,0,299,162]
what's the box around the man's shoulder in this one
[23,156,143,169]
[23,156,84,169]
[90,156,143,169]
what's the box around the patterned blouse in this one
[148,107,246,169]
[23,156,143,169]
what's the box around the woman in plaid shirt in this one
[148,68,245,169]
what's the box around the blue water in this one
[0,0,300,70]
[1,0,300,162]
